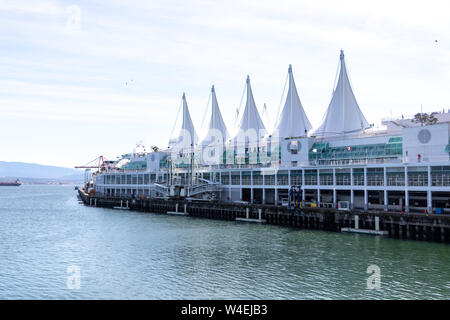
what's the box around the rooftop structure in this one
[201,85,229,145]
[314,50,370,139]
[234,76,266,143]
[274,65,312,139]
[169,93,198,150]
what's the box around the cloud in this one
[0,0,449,166]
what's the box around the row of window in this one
[100,170,450,187]
[218,173,449,187]
[103,174,160,185]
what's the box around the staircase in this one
[154,183,170,197]
[187,180,223,197]
[154,178,223,199]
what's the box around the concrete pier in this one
[78,189,450,244]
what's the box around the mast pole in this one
[341,50,345,136]
[289,64,293,139]
[247,76,250,135]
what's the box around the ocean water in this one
[0,185,449,300]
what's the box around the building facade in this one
[90,51,450,214]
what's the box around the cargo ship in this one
[0,179,22,187]
[79,50,450,215]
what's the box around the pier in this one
[78,189,450,244]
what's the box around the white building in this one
[92,51,450,214]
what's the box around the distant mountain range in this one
[0,161,84,183]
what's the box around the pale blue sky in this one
[0,0,449,167]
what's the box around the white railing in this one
[154,183,170,196]
[188,184,223,197]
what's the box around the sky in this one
[0,0,449,167]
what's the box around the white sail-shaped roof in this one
[274,65,312,138]
[314,50,370,138]
[201,85,229,145]
[236,76,266,138]
[170,93,198,149]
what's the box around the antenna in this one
[421,104,423,126]
[262,103,271,130]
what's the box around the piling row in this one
[78,190,450,244]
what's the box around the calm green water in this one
[0,185,449,299]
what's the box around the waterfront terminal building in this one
[89,51,450,214]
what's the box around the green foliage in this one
[413,113,438,125]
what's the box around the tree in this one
[413,113,438,126]
[151,145,160,152]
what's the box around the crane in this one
[75,155,106,172]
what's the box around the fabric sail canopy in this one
[234,76,266,143]
[170,93,198,150]
[274,64,312,139]
[314,50,370,138]
[201,85,229,145]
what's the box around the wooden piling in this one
[78,189,450,244]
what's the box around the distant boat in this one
[0,179,22,187]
